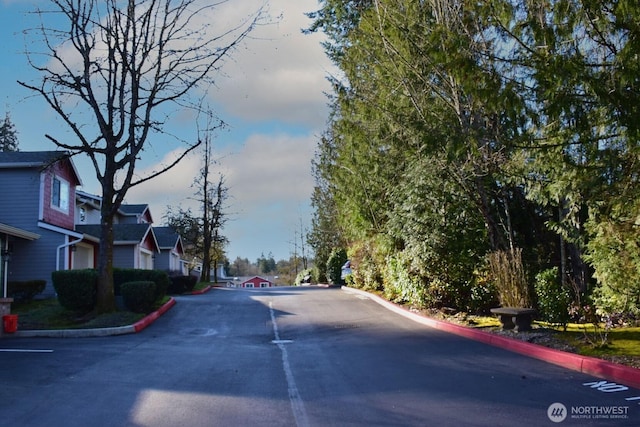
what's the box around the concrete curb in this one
[341,286,640,390]
[190,285,212,295]
[12,297,176,338]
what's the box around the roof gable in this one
[153,226,183,252]
[120,204,153,223]
[76,223,159,251]
[0,151,82,186]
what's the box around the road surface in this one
[1,286,638,426]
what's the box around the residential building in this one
[0,151,188,298]
[0,151,82,296]
[153,226,187,274]
[240,276,274,288]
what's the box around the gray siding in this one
[155,252,170,271]
[0,168,66,296]
[113,246,135,269]
[8,229,70,296]
[0,168,42,234]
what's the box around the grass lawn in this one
[11,298,147,330]
[9,285,210,331]
[548,323,640,360]
[463,314,640,367]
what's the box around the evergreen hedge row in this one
[52,269,98,312]
[121,280,156,313]
[7,280,46,302]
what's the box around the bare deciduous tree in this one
[19,0,265,312]
[166,125,229,284]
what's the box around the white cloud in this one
[207,0,334,127]
[7,0,328,262]
[223,132,315,207]
[123,130,316,260]
[37,0,332,129]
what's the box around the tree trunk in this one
[96,197,116,313]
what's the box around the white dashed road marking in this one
[269,301,309,427]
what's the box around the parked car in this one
[341,260,352,280]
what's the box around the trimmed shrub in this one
[535,267,572,326]
[121,281,156,313]
[113,268,170,301]
[7,280,46,302]
[167,275,198,294]
[52,269,98,312]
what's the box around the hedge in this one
[7,280,46,302]
[51,269,98,312]
[167,275,198,294]
[121,281,156,313]
[113,268,169,301]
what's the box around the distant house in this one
[153,226,187,274]
[0,151,82,295]
[75,223,159,270]
[119,203,153,224]
[240,276,274,288]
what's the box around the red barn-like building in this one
[241,276,274,288]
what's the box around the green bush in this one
[534,267,572,326]
[383,255,428,306]
[121,281,156,313]
[7,280,46,302]
[326,248,348,285]
[467,279,499,314]
[167,275,198,294]
[113,268,169,301]
[52,269,98,312]
[586,218,640,317]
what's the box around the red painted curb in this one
[190,285,212,295]
[341,286,640,390]
[133,297,176,333]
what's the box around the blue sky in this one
[0,0,335,263]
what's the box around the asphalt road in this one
[1,286,639,426]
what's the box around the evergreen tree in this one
[0,112,19,152]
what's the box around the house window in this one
[79,207,86,223]
[260,282,269,288]
[52,176,69,212]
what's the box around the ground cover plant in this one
[12,298,149,330]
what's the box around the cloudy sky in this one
[0,0,335,263]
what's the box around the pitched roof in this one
[76,223,156,245]
[0,150,67,166]
[0,150,82,185]
[119,204,153,223]
[153,226,182,250]
[119,204,148,215]
[242,276,273,283]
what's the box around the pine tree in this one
[0,112,19,152]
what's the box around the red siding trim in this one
[41,161,76,230]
